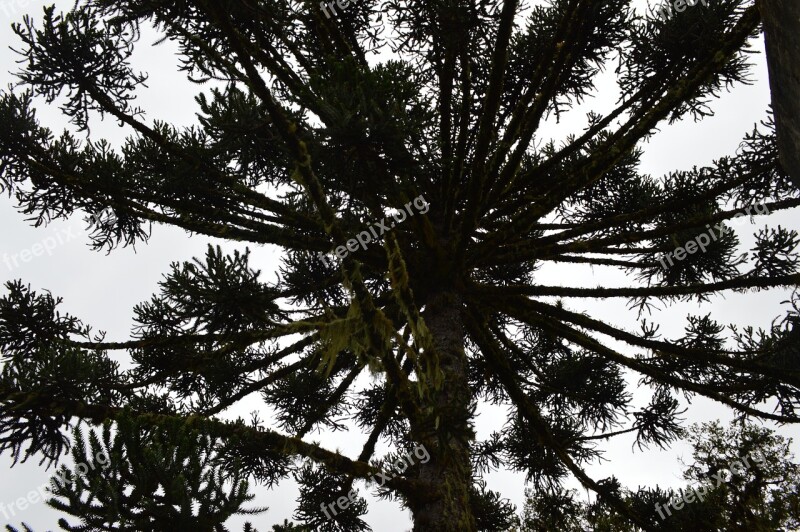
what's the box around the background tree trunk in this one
[761,0,800,187]
[412,291,477,531]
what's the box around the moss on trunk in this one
[411,291,477,532]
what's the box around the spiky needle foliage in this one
[1,0,799,530]
[519,421,800,531]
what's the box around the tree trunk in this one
[761,0,800,187]
[411,291,477,531]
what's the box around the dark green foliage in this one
[622,0,756,122]
[293,465,370,532]
[270,521,311,532]
[47,418,265,531]
[470,479,519,531]
[0,0,798,530]
[518,421,800,531]
[4,524,36,532]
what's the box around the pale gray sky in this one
[1,1,798,530]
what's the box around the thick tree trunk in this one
[411,291,476,532]
[761,0,800,187]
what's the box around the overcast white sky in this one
[0,0,798,530]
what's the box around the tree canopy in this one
[519,421,800,531]
[0,0,799,530]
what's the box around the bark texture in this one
[761,0,800,187]
[412,291,476,532]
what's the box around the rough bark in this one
[761,0,800,187]
[411,291,477,532]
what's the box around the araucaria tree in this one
[1,1,799,531]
